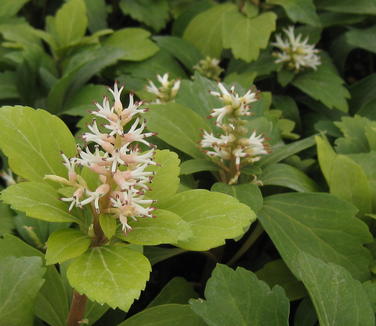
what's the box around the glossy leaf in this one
[145,150,180,201]
[0,234,69,326]
[67,245,151,311]
[0,256,45,326]
[46,229,91,265]
[158,189,256,251]
[223,11,277,62]
[103,28,159,61]
[145,103,209,158]
[183,3,235,58]
[0,0,30,17]
[99,214,117,240]
[256,259,306,301]
[0,106,76,182]
[211,182,263,213]
[118,304,206,326]
[123,209,192,245]
[259,193,373,280]
[292,55,350,112]
[148,277,198,307]
[267,0,320,26]
[294,252,375,326]
[180,159,219,175]
[261,163,319,192]
[190,264,289,326]
[50,0,87,49]
[119,0,169,31]
[1,182,79,223]
[316,135,373,215]
[153,36,202,70]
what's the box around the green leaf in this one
[145,150,180,201]
[14,211,69,248]
[118,304,206,326]
[0,202,14,235]
[67,245,151,311]
[175,72,221,118]
[346,26,376,54]
[294,252,375,326]
[1,182,79,223]
[158,189,256,251]
[50,0,88,49]
[258,192,373,280]
[211,182,263,213]
[99,214,117,239]
[259,135,316,167]
[46,229,91,265]
[103,28,159,61]
[0,71,19,100]
[84,0,108,33]
[119,0,169,31]
[0,106,76,181]
[0,0,29,17]
[144,246,186,265]
[350,74,376,115]
[153,36,203,71]
[334,116,375,153]
[122,209,192,245]
[260,163,319,192]
[256,259,306,301]
[0,256,46,326]
[183,3,236,58]
[63,84,109,116]
[294,298,317,326]
[48,47,125,113]
[316,136,373,215]
[292,54,350,112]
[0,234,69,326]
[190,264,289,326]
[180,159,219,175]
[148,277,198,307]
[267,0,320,26]
[315,0,376,15]
[145,103,209,158]
[223,11,277,62]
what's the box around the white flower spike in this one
[271,26,321,72]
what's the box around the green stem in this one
[227,223,263,266]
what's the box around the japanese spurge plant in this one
[201,83,270,184]
[272,26,321,72]
[0,82,255,324]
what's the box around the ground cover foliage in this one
[0,0,376,325]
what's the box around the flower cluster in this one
[271,26,321,72]
[200,83,270,184]
[146,73,181,104]
[193,56,223,81]
[45,83,157,233]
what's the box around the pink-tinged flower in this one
[45,82,158,233]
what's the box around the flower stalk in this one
[200,83,270,184]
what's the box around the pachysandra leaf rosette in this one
[45,83,157,233]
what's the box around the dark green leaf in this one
[294,252,375,326]
[259,193,373,280]
[190,264,289,326]
[0,256,45,326]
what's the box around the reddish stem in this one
[66,291,88,326]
